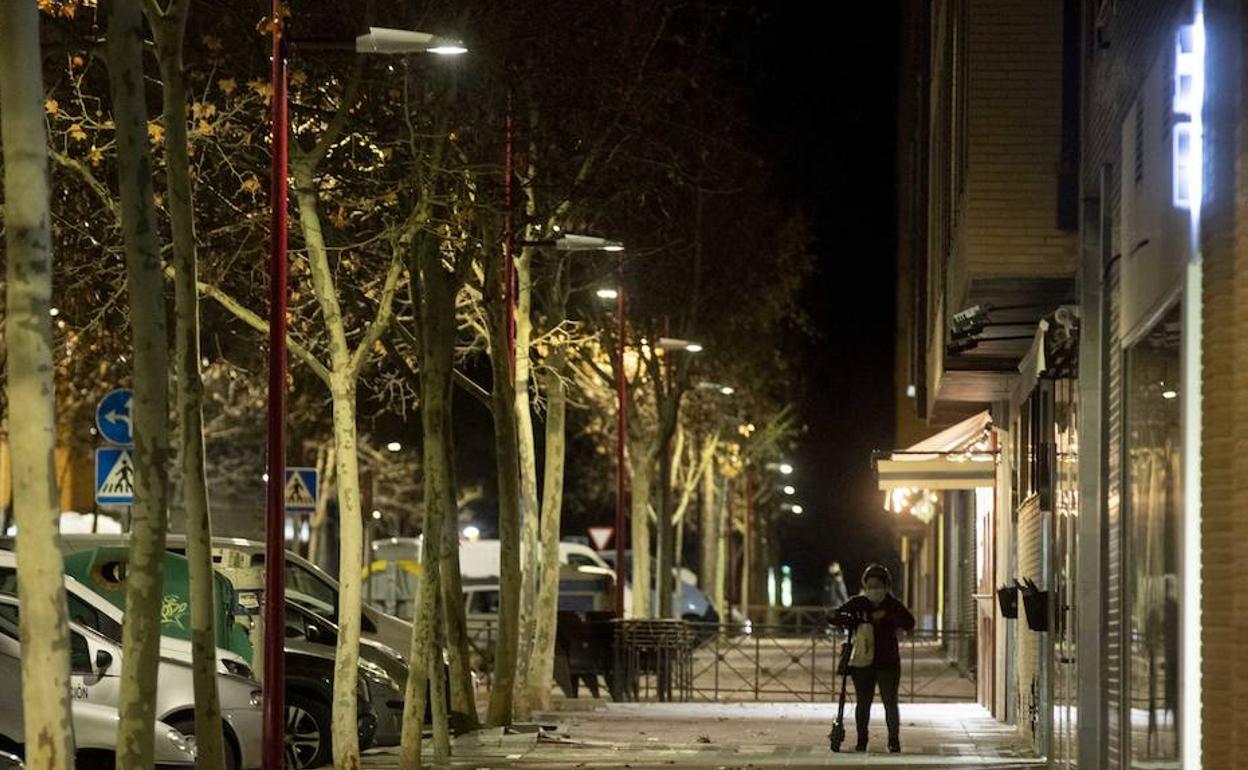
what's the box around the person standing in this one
[832,563,915,753]
[824,562,849,610]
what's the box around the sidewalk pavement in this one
[361,701,1040,769]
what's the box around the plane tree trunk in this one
[149,2,227,767]
[0,6,75,769]
[109,2,174,768]
[485,242,522,726]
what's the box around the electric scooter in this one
[828,625,854,752]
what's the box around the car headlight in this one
[221,658,254,680]
[249,689,263,709]
[164,727,197,760]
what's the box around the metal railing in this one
[676,625,977,704]
[464,617,978,705]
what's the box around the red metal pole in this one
[614,283,628,618]
[262,3,288,768]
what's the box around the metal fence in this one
[465,616,978,705]
[682,624,977,704]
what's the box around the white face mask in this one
[864,588,886,605]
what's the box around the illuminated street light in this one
[353,28,467,55]
[520,233,625,252]
[264,19,465,770]
[371,510,382,520]
[696,381,735,395]
[386,441,402,452]
[462,524,481,542]
[781,502,804,515]
[656,337,703,353]
[782,485,796,496]
[596,287,620,300]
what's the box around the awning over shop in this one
[875,411,996,491]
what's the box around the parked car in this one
[366,538,617,619]
[0,596,204,769]
[0,551,261,769]
[283,645,381,769]
[35,534,415,655]
[601,549,719,623]
[0,549,255,679]
[284,603,405,748]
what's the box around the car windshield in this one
[286,562,338,616]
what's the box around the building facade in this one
[884,0,1245,768]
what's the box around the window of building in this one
[1123,303,1181,763]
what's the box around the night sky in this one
[751,3,902,601]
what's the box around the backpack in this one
[849,621,875,668]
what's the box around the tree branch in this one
[348,246,405,377]
[167,267,332,384]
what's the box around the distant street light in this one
[765,461,794,475]
[596,287,620,300]
[781,502,803,514]
[371,510,382,521]
[656,337,703,353]
[386,441,402,453]
[695,382,735,396]
[782,485,796,496]
[462,524,481,542]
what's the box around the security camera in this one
[951,304,990,331]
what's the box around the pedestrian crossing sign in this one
[284,467,318,512]
[95,447,135,506]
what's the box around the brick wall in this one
[951,0,1078,309]
[1200,3,1245,767]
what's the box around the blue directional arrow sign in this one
[284,468,319,512]
[95,447,135,506]
[96,389,134,446]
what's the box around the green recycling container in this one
[64,546,253,662]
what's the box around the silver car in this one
[0,595,261,770]
[0,609,197,768]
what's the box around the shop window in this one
[1123,303,1181,764]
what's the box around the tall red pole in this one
[263,3,288,768]
[614,282,628,618]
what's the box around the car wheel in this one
[167,716,241,770]
[284,693,332,769]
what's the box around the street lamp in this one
[781,503,804,515]
[517,233,624,252]
[386,441,402,453]
[782,485,796,496]
[264,14,463,770]
[655,337,704,353]
[695,382,735,396]
[595,287,620,300]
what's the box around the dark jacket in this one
[832,593,916,670]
